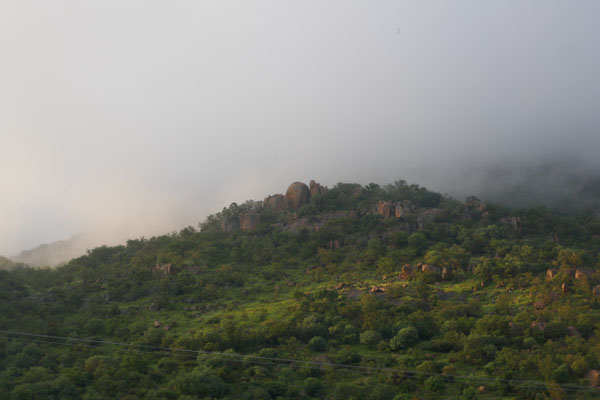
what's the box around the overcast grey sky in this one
[1,1,599,255]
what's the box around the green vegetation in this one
[1,180,600,399]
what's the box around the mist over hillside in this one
[8,159,600,268]
[435,159,600,210]
[2,1,600,259]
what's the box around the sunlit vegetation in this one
[1,181,600,399]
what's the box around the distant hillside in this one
[10,235,88,267]
[2,179,600,399]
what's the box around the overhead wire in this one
[1,330,597,394]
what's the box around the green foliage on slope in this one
[2,180,600,399]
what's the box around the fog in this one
[1,1,600,261]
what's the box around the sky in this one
[1,1,600,256]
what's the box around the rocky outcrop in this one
[285,182,311,209]
[239,212,260,231]
[417,209,443,229]
[309,180,325,197]
[394,201,413,219]
[153,263,175,276]
[575,268,594,280]
[442,267,449,280]
[370,285,385,293]
[264,194,288,212]
[501,217,523,233]
[587,370,600,387]
[421,264,441,275]
[401,264,417,280]
[546,268,558,280]
[376,201,395,218]
[374,200,413,219]
[328,239,342,250]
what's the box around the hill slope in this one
[1,180,600,399]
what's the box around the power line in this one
[0,330,597,394]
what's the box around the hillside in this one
[2,180,600,399]
[9,236,87,268]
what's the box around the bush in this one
[304,377,324,396]
[460,387,477,400]
[308,336,328,352]
[360,330,382,345]
[424,375,444,392]
[336,347,361,364]
[172,368,227,398]
[551,364,570,384]
[389,326,419,350]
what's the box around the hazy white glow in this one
[1,1,600,255]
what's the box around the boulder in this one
[587,370,600,387]
[400,264,417,280]
[442,267,449,280]
[239,212,260,231]
[546,268,558,280]
[328,239,342,250]
[394,200,413,219]
[376,200,394,218]
[264,194,288,212]
[501,217,523,233]
[370,285,385,293]
[285,182,311,209]
[567,326,582,338]
[309,180,325,197]
[575,268,594,280]
[153,263,175,276]
[421,264,441,275]
[457,204,472,220]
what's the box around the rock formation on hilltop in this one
[310,180,325,197]
[285,182,311,209]
[376,201,395,218]
[374,200,414,219]
[239,212,260,231]
[264,194,288,212]
[222,180,326,232]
